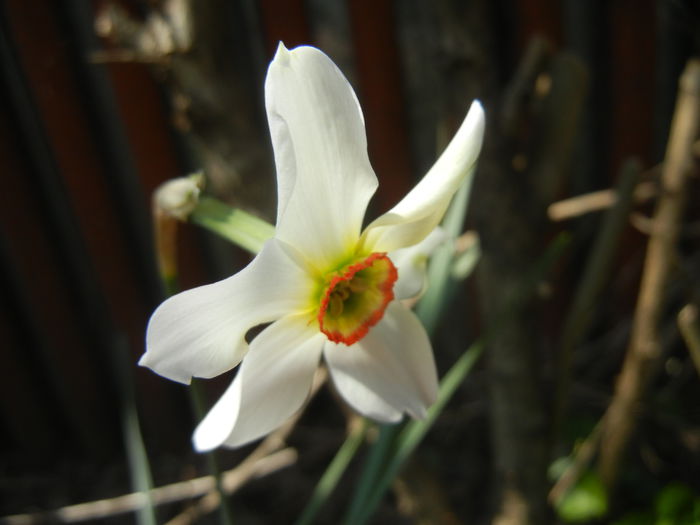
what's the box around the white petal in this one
[324,303,438,421]
[193,315,325,451]
[361,101,485,253]
[141,239,313,384]
[266,44,378,269]
[390,227,447,300]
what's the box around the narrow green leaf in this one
[416,173,476,334]
[343,171,478,522]
[353,342,483,524]
[112,335,157,525]
[295,420,369,525]
[348,233,571,524]
[342,423,399,525]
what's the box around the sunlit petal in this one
[141,239,313,384]
[324,303,438,420]
[390,227,447,300]
[361,101,485,253]
[266,43,378,268]
[193,315,324,451]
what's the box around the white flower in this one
[140,43,485,451]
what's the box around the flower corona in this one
[317,253,397,345]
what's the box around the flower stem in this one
[190,196,275,254]
[152,192,235,525]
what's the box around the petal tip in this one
[468,99,486,131]
[273,41,291,66]
[192,429,217,453]
[137,353,149,368]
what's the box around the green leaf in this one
[296,420,369,525]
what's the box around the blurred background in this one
[1,0,699,523]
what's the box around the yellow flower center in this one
[317,253,397,345]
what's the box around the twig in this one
[164,449,299,525]
[597,59,700,490]
[678,304,700,376]
[547,180,656,221]
[1,449,296,525]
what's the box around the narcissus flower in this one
[140,43,484,450]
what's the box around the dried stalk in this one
[678,304,700,377]
[547,179,656,221]
[548,423,603,505]
[1,449,296,525]
[597,59,700,490]
[164,449,298,525]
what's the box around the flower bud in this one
[155,172,204,221]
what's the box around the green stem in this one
[190,197,275,254]
[152,206,235,525]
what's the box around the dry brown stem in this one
[548,423,603,505]
[678,304,700,376]
[596,59,700,490]
[547,180,656,221]
[2,449,296,524]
